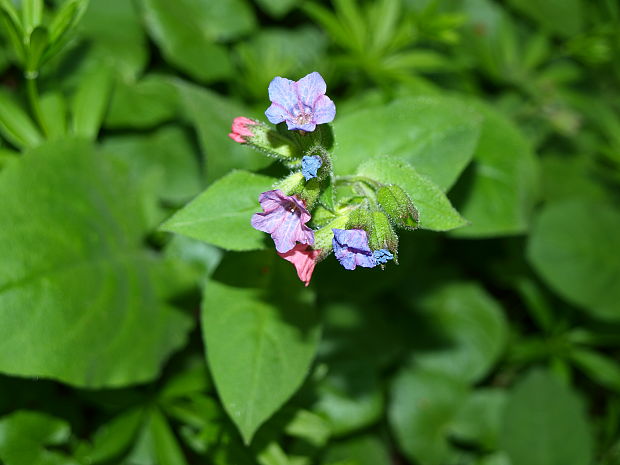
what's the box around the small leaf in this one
[202,252,321,443]
[40,92,67,139]
[45,0,88,63]
[21,0,43,35]
[0,90,42,148]
[357,157,467,231]
[500,369,594,465]
[25,26,49,74]
[161,170,275,251]
[570,348,620,393]
[149,408,189,465]
[449,389,507,450]
[71,63,114,140]
[0,0,26,63]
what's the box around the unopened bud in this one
[377,184,419,230]
[229,117,300,160]
[368,211,399,258]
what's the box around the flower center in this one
[293,111,313,126]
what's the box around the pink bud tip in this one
[228,116,256,143]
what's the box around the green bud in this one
[368,211,399,260]
[234,119,300,160]
[314,214,349,260]
[346,207,374,233]
[377,184,419,230]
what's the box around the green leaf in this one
[140,0,253,82]
[323,435,392,465]
[500,369,593,465]
[408,282,508,383]
[0,90,42,148]
[149,408,189,465]
[357,157,468,231]
[0,411,79,465]
[507,0,583,38]
[102,125,202,204]
[389,368,468,465]
[527,200,620,321]
[40,92,68,139]
[449,100,540,238]
[333,96,482,190]
[78,0,148,80]
[254,0,297,18]
[104,75,179,129]
[87,408,145,463]
[314,365,384,436]
[161,170,275,251]
[21,0,43,35]
[25,25,48,74]
[202,252,321,443]
[449,389,507,450]
[0,0,26,64]
[0,139,192,387]
[70,63,114,140]
[569,348,620,393]
[176,81,272,183]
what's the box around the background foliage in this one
[0,0,619,464]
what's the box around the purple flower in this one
[302,155,322,181]
[251,190,314,253]
[332,229,377,270]
[265,72,336,132]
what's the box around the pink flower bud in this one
[228,117,257,143]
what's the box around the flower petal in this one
[312,95,336,124]
[268,77,298,113]
[295,72,327,108]
[265,103,289,125]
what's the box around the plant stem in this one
[26,75,48,137]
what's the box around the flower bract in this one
[265,72,336,132]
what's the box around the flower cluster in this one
[230,72,413,286]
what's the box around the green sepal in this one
[346,207,373,232]
[377,184,419,230]
[368,211,399,263]
[314,214,349,261]
[273,172,304,196]
[247,120,302,160]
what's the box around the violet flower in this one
[278,244,321,286]
[332,229,377,270]
[302,155,322,181]
[373,249,394,264]
[251,190,314,253]
[265,72,336,132]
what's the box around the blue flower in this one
[302,155,322,181]
[332,229,377,270]
[373,249,394,264]
[265,72,336,132]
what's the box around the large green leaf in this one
[389,368,468,465]
[357,157,467,231]
[450,100,540,238]
[176,82,272,183]
[202,251,321,443]
[0,139,192,387]
[527,200,620,321]
[161,170,275,251]
[102,125,202,204]
[333,96,482,190]
[140,0,255,82]
[408,282,508,383]
[500,369,593,465]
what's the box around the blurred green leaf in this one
[450,100,540,238]
[0,139,192,387]
[102,125,202,204]
[87,408,145,464]
[449,389,506,450]
[409,282,508,384]
[254,0,297,18]
[0,0,26,63]
[322,435,392,465]
[0,410,78,465]
[176,81,272,183]
[334,96,482,190]
[105,75,179,129]
[70,63,113,140]
[149,408,189,465]
[357,157,468,231]
[140,0,254,83]
[527,200,620,321]
[570,348,620,393]
[389,368,468,465]
[202,252,321,443]
[500,368,593,465]
[507,0,583,38]
[39,92,67,139]
[0,90,42,148]
[161,170,275,251]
